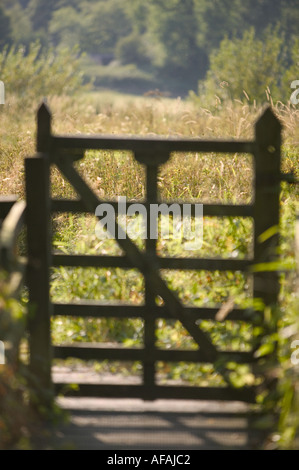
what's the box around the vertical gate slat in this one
[253,108,281,303]
[23,103,285,403]
[25,103,53,401]
[144,164,159,399]
[253,107,281,361]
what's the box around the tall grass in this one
[0,88,298,447]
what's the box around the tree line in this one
[0,0,298,100]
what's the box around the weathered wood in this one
[52,134,255,157]
[53,343,254,363]
[37,102,51,153]
[52,253,252,271]
[253,107,281,305]
[25,155,53,398]
[54,382,257,402]
[51,198,254,217]
[23,103,285,403]
[0,102,288,409]
[252,107,282,368]
[54,157,220,364]
[52,302,253,322]
[144,164,158,398]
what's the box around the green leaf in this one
[254,342,275,358]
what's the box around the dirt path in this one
[32,365,267,450]
[49,397,263,450]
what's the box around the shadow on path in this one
[39,398,266,450]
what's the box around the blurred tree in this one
[0,0,297,96]
[116,32,152,67]
[49,6,84,48]
[195,0,247,52]
[280,0,299,49]
[241,0,283,36]
[0,41,85,106]
[123,0,150,35]
[282,37,299,103]
[0,6,12,50]
[198,27,286,105]
[27,0,58,32]
[146,0,207,81]
[5,4,33,47]
[82,0,132,55]
[17,0,31,7]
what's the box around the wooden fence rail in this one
[1,103,298,406]
[23,102,291,403]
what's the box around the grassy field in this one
[1,90,299,447]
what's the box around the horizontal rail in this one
[52,302,254,322]
[53,343,254,363]
[51,135,255,156]
[52,254,252,271]
[54,382,257,402]
[51,199,254,217]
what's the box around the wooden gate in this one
[25,103,285,402]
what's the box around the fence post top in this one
[37,101,52,153]
[255,105,282,133]
[37,101,51,118]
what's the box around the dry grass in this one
[1,91,298,203]
[1,92,298,443]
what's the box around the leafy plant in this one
[0,41,86,108]
[191,27,290,106]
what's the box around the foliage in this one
[282,37,299,101]
[2,0,298,96]
[27,0,57,33]
[48,6,84,50]
[146,0,202,71]
[0,89,298,446]
[115,33,152,68]
[191,27,288,106]
[84,0,132,55]
[0,273,34,449]
[4,4,33,47]
[275,289,299,449]
[82,61,155,93]
[0,42,86,108]
[0,268,67,449]
[0,6,12,50]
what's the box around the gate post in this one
[25,103,53,402]
[144,164,158,400]
[253,106,281,360]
